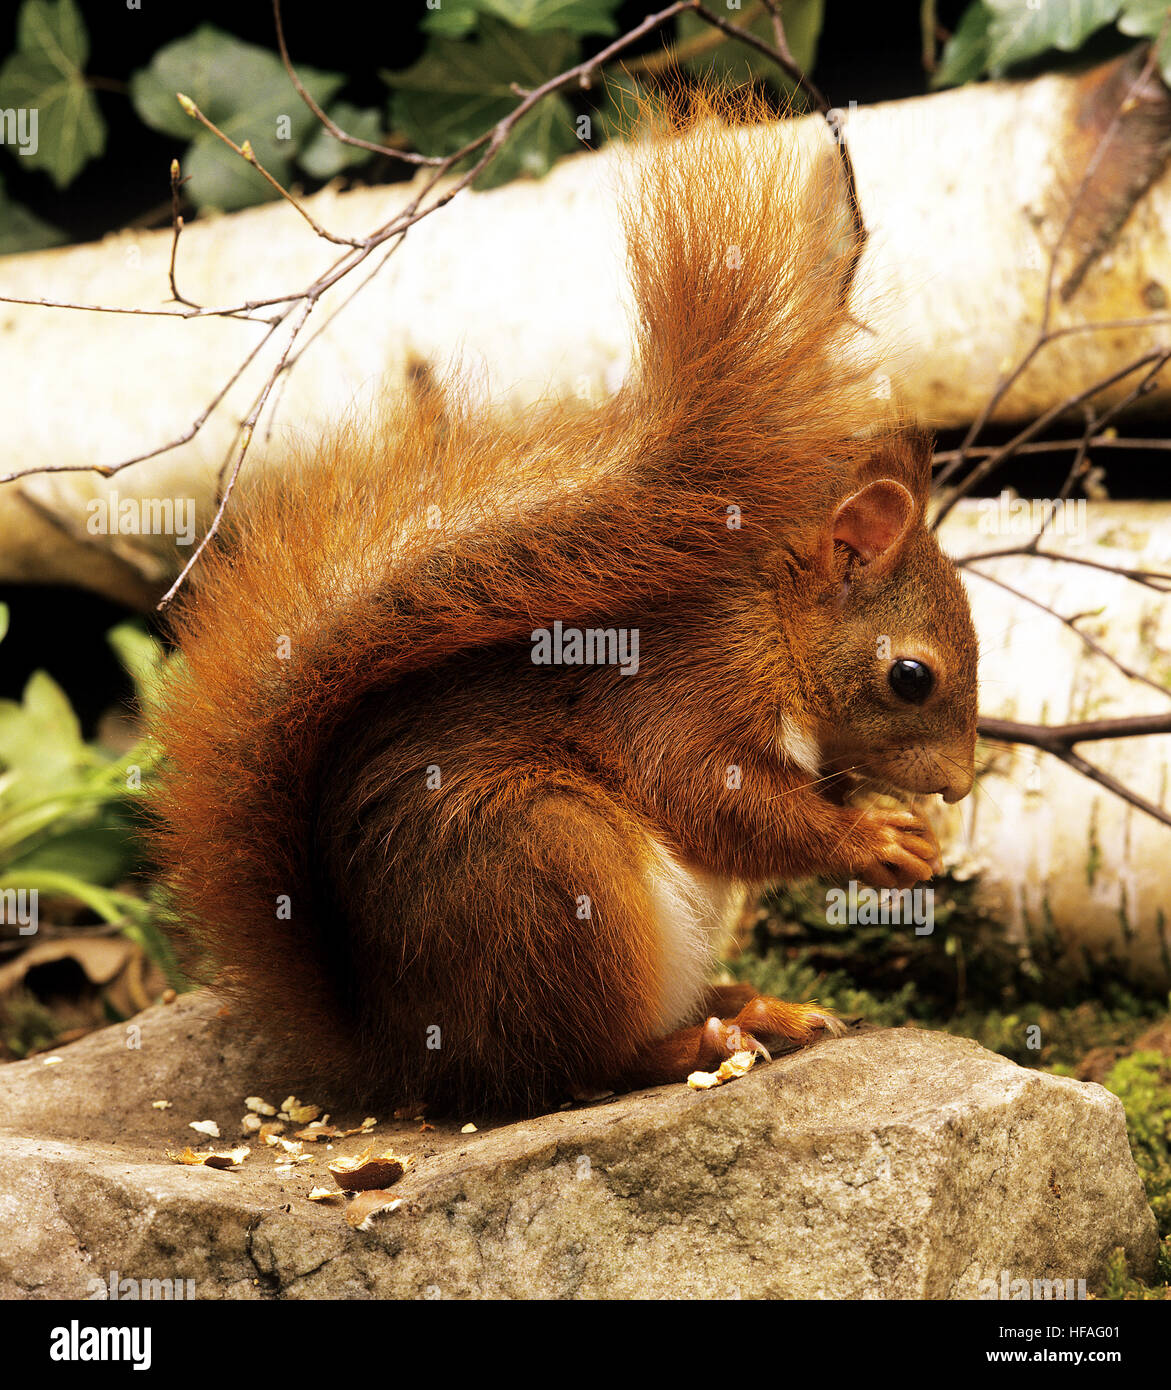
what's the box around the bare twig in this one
[933,433,1171,464]
[271,0,443,166]
[949,350,1171,595]
[166,157,198,309]
[958,547,1171,590]
[964,564,1171,699]
[0,320,282,486]
[979,715,1171,827]
[934,347,1170,527]
[932,40,1171,508]
[158,299,314,608]
[174,92,364,248]
[700,0,868,281]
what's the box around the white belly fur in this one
[644,834,747,1032]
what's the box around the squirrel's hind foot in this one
[613,991,844,1093]
[732,994,846,1051]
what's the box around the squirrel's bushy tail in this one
[151,88,888,1084]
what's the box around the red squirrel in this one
[151,93,978,1116]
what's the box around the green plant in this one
[1098,1240,1171,1299]
[0,605,180,981]
[934,0,1171,89]
[0,0,825,246]
[728,950,920,1028]
[1101,1050,1171,1236]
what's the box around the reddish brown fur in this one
[151,92,978,1115]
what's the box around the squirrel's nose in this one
[939,759,975,803]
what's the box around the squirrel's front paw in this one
[855,808,942,889]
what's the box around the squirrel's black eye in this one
[888,658,934,703]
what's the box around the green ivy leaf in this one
[0,0,104,188]
[17,0,88,67]
[593,69,653,143]
[386,19,580,187]
[299,102,385,179]
[21,670,84,757]
[105,622,168,716]
[1118,0,1171,83]
[178,134,294,213]
[423,3,483,39]
[1118,0,1171,30]
[933,2,994,87]
[473,93,581,187]
[0,174,67,254]
[130,25,344,211]
[425,0,620,37]
[984,0,1122,75]
[676,0,823,92]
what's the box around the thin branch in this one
[984,713,1171,745]
[175,92,363,248]
[157,300,314,609]
[697,0,868,283]
[979,716,1171,827]
[0,319,282,486]
[933,347,1170,527]
[933,433,1171,463]
[0,293,270,320]
[957,546,1171,589]
[275,233,410,387]
[272,0,444,166]
[964,564,1171,699]
[166,157,198,309]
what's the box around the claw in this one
[699,1017,770,1066]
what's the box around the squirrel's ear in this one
[824,479,916,573]
[861,428,934,501]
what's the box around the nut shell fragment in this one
[345,1190,403,1229]
[167,1145,249,1169]
[327,1146,412,1191]
[280,1096,320,1123]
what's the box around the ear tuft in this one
[860,428,934,500]
[829,479,916,566]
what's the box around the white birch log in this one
[934,499,1171,987]
[0,64,1169,594]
